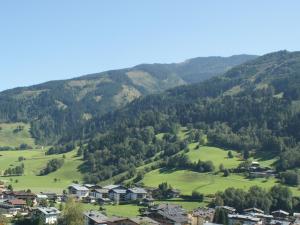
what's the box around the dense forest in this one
[0,55,255,144]
[75,51,300,182]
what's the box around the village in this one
[0,180,300,225]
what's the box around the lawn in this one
[186,145,240,169]
[0,122,36,147]
[0,149,83,193]
[142,169,300,196]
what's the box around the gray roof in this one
[94,189,109,194]
[228,214,261,222]
[103,184,122,190]
[150,204,188,223]
[68,184,89,191]
[84,211,108,223]
[128,187,147,194]
[37,207,60,216]
[110,189,127,194]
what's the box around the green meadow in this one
[0,122,36,147]
[0,149,83,193]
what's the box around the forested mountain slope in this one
[0,55,255,144]
[80,50,300,182]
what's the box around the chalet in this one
[188,208,215,225]
[90,188,109,199]
[109,189,127,203]
[228,214,262,225]
[269,219,291,225]
[271,210,290,220]
[3,191,37,205]
[68,184,89,199]
[144,204,190,225]
[34,207,60,224]
[127,187,147,201]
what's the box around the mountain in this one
[0,55,256,144]
[79,50,300,182]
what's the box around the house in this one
[127,188,147,201]
[188,208,215,225]
[144,204,190,225]
[271,210,290,219]
[68,184,89,199]
[269,219,291,225]
[109,189,127,203]
[228,214,262,225]
[84,211,139,225]
[35,207,60,224]
[244,208,265,215]
[90,188,109,199]
[4,199,26,208]
[3,191,37,203]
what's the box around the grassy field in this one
[0,149,83,193]
[142,144,300,196]
[0,122,36,147]
[186,145,240,169]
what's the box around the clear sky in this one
[1,0,300,91]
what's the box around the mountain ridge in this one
[0,54,256,144]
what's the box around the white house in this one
[68,184,89,199]
[36,207,60,224]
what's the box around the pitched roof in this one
[7,199,26,205]
[150,204,188,223]
[68,184,89,191]
[103,184,123,190]
[110,189,127,194]
[244,208,264,214]
[128,187,147,194]
[271,210,289,216]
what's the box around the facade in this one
[127,188,147,201]
[109,189,127,203]
[68,184,89,199]
[35,207,60,224]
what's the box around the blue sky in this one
[1,1,300,91]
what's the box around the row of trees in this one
[213,185,297,213]
[4,164,24,176]
[40,159,64,175]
